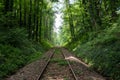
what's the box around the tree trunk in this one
[39,0,43,42]
[28,0,32,39]
[19,0,22,26]
[24,0,27,27]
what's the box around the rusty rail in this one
[36,49,55,80]
[37,48,77,80]
[62,50,78,80]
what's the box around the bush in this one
[0,44,25,78]
[0,27,28,48]
[0,27,50,79]
[67,17,120,80]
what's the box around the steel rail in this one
[62,50,78,80]
[36,49,55,80]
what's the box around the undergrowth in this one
[0,27,51,79]
[66,17,120,80]
[50,58,68,66]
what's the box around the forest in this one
[0,0,120,80]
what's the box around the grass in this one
[0,44,45,79]
[66,23,120,80]
[74,70,83,74]
[0,28,51,79]
[50,58,68,66]
[54,48,61,54]
[64,77,69,80]
[51,48,68,66]
[57,60,68,66]
[27,51,43,63]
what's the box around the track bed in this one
[5,48,106,80]
[40,48,75,80]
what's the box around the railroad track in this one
[36,49,55,80]
[37,48,78,80]
[62,50,78,80]
[5,48,106,80]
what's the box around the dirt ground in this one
[5,48,106,80]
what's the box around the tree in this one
[65,0,75,41]
[4,0,14,13]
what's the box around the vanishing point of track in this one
[37,48,78,80]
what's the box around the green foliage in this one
[28,51,43,63]
[0,0,54,79]
[50,58,68,66]
[57,60,68,66]
[0,46,44,79]
[41,40,53,50]
[50,58,62,63]
[50,0,59,2]
[0,28,27,47]
[67,19,120,80]
[0,44,24,78]
[74,41,120,79]
[54,48,61,54]
[61,1,120,79]
[0,12,18,27]
[0,27,50,79]
[0,43,44,79]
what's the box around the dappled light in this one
[0,0,120,80]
